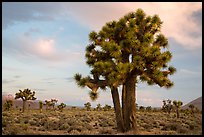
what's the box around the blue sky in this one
[2,2,202,108]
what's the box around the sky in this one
[2,2,202,108]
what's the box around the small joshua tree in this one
[173,100,183,118]
[58,103,66,112]
[162,99,173,114]
[96,103,102,111]
[139,106,145,112]
[3,100,13,111]
[188,104,195,116]
[146,106,152,112]
[15,88,36,112]
[45,100,52,110]
[103,104,112,111]
[39,101,43,113]
[84,102,91,111]
[51,99,58,110]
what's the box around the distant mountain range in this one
[2,94,82,109]
[2,94,202,111]
[182,96,202,110]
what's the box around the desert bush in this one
[152,120,160,128]
[99,122,108,127]
[69,129,80,135]
[29,119,37,126]
[84,123,93,130]
[67,125,85,133]
[14,117,21,123]
[33,113,45,119]
[81,116,92,123]
[21,123,29,131]
[188,123,195,130]
[2,111,10,117]
[142,123,153,131]
[2,118,7,127]
[23,118,29,124]
[37,117,48,127]
[67,118,77,126]
[44,118,60,130]
[3,100,13,111]
[59,123,70,130]
[178,127,188,134]
[161,123,181,131]
[99,127,115,134]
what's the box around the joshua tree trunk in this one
[122,74,137,132]
[176,108,179,118]
[22,100,26,112]
[111,87,125,132]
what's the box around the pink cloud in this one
[62,2,202,49]
[4,34,83,68]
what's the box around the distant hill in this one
[182,96,202,110]
[2,94,83,110]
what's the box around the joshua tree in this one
[189,104,195,115]
[39,101,43,113]
[103,104,112,111]
[51,99,58,110]
[74,8,176,132]
[173,100,183,118]
[96,103,102,111]
[84,102,91,111]
[45,100,52,110]
[162,99,173,114]
[146,106,152,112]
[15,88,36,112]
[139,106,145,111]
[58,103,66,112]
[3,100,13,111]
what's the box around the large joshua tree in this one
[74,9,176,132]
[15,88,37,112]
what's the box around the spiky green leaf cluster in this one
[173,100,183,108]
[89,91,98,101]
[74,8,176,96]
[15,88,37,101]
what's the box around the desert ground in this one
[2,108,202,135]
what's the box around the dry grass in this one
[2,109,202,135]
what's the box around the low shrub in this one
[59,123,70,130]
[99,128,114,134]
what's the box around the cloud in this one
[3,34,84,68]
[33,88,47,92]
[14,75,21,78]
[24,28,41,36]
[65,77,74,82]
[179,68,200,76]
[2,66,22,72]
[2,79,16,84]
[2,2,63,29]
[61,2,202,49]
[3,2,201,50]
